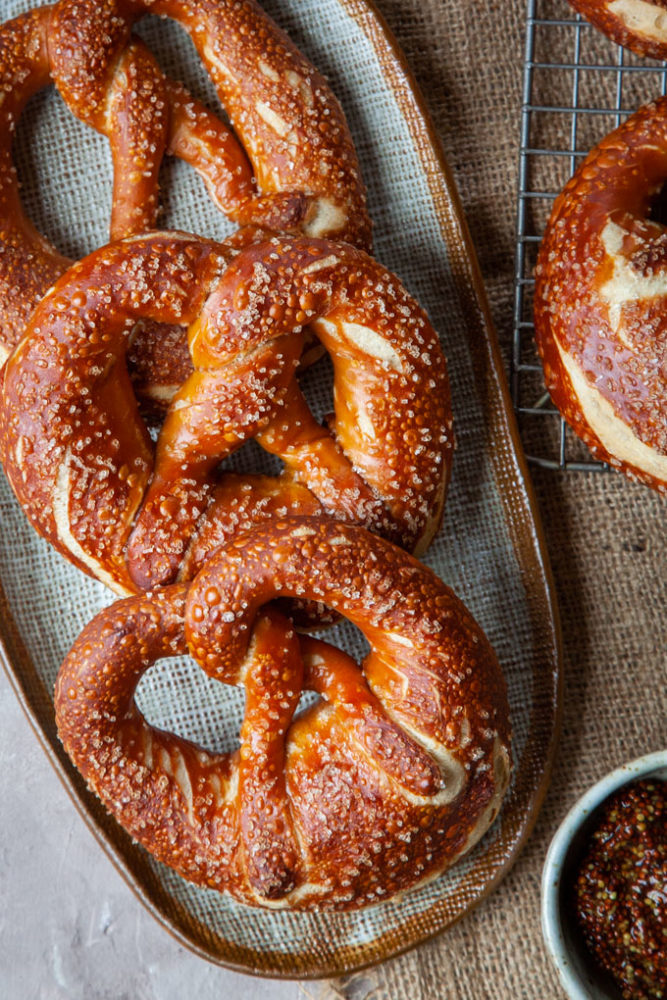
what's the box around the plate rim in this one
[0,0,563,979]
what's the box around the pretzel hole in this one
[647,180,667,226]
[134,16,228,125]
[132,654,323,751]
[134,654,245,755]
[220,437,283,479]
[14,88,111,259]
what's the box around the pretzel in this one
[0,1,370,396]
[54,516,512,910]
[534,99,667,492]
[568,0,667,58]
[0,232,453,595]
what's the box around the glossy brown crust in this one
[534,98,667,492]
[54,517,512,910]
[0,232,453,594]
[569,0,667,59]
[0,0,370,393]
[0,1,193,401]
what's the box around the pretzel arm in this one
[166,81,257,216]
[299,636,442,796]
[107,39,169,239]
[238,608,304,899]
[126,332,304,588]
[49,4,167,238]
[256,381,394,536]
[0,7,72,361]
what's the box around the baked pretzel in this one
[0,232,453,595]
[534,98,667,492]
[54,517,512,910]
[569,0,667,58]
[0,0,370,392]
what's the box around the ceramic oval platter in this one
[0,0,562,978]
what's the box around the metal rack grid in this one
[512,0,667,470]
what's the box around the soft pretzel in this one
[54,517,512,910]
[568,0,667,58]
[0,232,453,594]
[0,1,370,394]
[534,99,667,492]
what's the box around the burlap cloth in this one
[313,0,666,997]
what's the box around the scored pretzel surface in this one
[55,517,512,910]
[0,232,453,594]
[0,0,370,393]
[569,0,667,58]
[534,98,667,492]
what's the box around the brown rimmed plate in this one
[0,0,562,979]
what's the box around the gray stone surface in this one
[0,677,309,1000]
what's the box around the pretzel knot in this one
[534,98,667,492]
[0,232,454,595]
[54,517,512,909]
[0,0,370,393]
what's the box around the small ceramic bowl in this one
[541,749,667,1000]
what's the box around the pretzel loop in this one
[55,517,512,909]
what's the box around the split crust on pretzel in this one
[0,0,370,389]
[55,517,512,910]
[534,98,667,492]
[569,0,667,59]
[0,232,453,595]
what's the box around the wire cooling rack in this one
[512,0,667,470]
